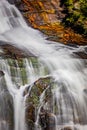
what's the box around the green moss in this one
[63,0,87,35]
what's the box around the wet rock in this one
[7,0,21,5]
[39,108,47,129]
[39,107,56,130]
[25,77,54,129]
[60,126,73,130]
[66,43,79,48]
[75,51,87,59]
[0,41,35,59]
[26,103,35,130]
[0,71,4,77]
[83,89,87,94]
[60,126,78,130]
[23,86,30,96]
[45,113,56,130]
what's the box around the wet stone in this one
[39,108,56,130]
[0,71,4,77]
[60,126,77,130]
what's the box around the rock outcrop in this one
[8,0,87,45]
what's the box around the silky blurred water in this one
[0,0,87,130]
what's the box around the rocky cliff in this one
[8,0,87,45]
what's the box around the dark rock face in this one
[7,0,21,4]
[60,126,74,130]
[0,71,4,77]
[39,109,56,130]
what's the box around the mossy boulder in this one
[25,76,54,128]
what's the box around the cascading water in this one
[0,0,87,130]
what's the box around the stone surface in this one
[39,109,56,130]
[25,76,54,128]
[11,0,87,45]
[0,41,35,59]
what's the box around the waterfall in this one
[0,0,87,130]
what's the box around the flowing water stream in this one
[0,0,87,130]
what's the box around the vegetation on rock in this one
[62,0,87,35]
[12,0,87,45]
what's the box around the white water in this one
[0,0,87,130]
[0,59,27,130]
